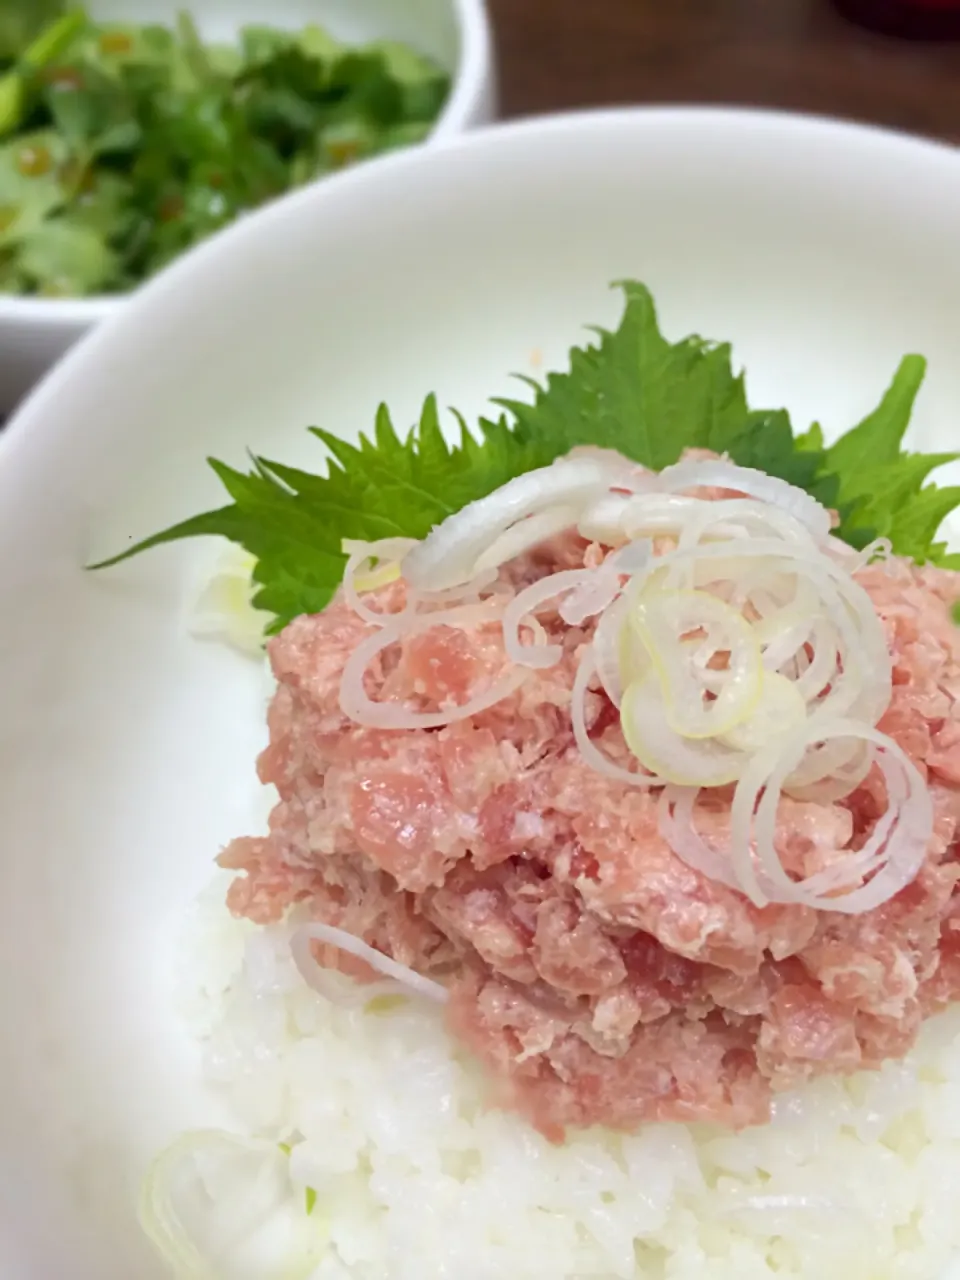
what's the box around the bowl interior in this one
[2,110,960,1278]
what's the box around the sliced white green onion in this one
[730,719,932,911]
[656,458,832,539]
[291,922,448,1003]
[139,1130,325,1279]
[401,456,632,591]
[190,548,271,658]
[339,601,526,730]
[625,588,763,739]
[342,536,419,626]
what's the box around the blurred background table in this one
[488,0,960,144]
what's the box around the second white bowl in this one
[0,0,495,413]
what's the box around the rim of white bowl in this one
[431,0,494,143]
[3,102,960,458]
[0,0,494,326]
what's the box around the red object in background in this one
[833,0,960,37]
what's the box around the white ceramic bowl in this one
[3,108,960,1279]
[0,0,494,414]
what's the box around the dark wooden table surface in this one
[487,0,960,144]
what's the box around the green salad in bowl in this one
[0,4,451,298]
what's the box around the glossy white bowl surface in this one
[1,108,960,1277]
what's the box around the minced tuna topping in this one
[219,513,960,1138]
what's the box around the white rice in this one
[174,881,960,1280]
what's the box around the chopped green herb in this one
[305,1186,317,1216]
[93,281,960,635]
[278,1141,292,1156]
[0,0,73,67]
[0,6,449,295]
